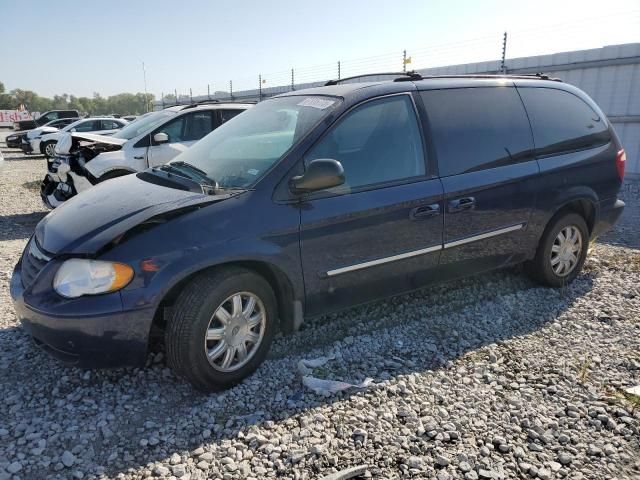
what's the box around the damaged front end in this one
[41,133,127,208]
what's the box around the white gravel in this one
[0,130,639,480]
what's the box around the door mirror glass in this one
[70,128,76,132]
[290,158,345,194]
[153,132,169,144]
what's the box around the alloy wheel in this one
[45,143,56,157]
[204,292,266,372]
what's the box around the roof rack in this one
[416,73,563,82]
[323,71,562,87]
[325,71,423,86]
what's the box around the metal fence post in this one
[338,61,341,80]
[259,75,262,100]
[174,89,178,106]
[403,50,407,73]
[291,69,295,91]
[207,84,211,100]
[230,80,233,100]
[501,32,508,73]
[161,92,164,109]
[190,88,193,104]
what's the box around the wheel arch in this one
[150,259,300,340]
[548,197,597,236]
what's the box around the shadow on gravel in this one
[2,154,44,161]
[0,267,597,479]
[0,212,47,241]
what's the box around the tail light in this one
[616,149,626,181]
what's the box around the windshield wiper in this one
[155,161,218,194]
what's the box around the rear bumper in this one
[593,198,625,239]
[10,263,153,369]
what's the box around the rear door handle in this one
[448,196,476,213]
[133,155,145,159]
[411,203,440,220]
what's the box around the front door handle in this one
[411,203,440,220]
[449,196,476,213]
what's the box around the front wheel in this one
[42,141,57,158]
[165,267,277,391]
[526,212,589,287]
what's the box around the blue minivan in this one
[11,73,626,391]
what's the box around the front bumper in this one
[6,135,23,148]
[10,262,154,369]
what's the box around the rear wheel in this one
[526,212,589,287]
[165,267,277,391]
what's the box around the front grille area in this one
[21,239,52,289]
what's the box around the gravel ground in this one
[0,130,639,480]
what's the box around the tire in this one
[98,170,132,182]
[165,267,277,392]
[526,212,589,287]
[42,141,57,158]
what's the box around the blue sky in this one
[1,0,638,98]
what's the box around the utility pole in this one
[141,61,149,112]
[501,32,508,73]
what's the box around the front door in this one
[419,86,539,274]
[298,93,444,316]
[147,110,217,167]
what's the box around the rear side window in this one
[518,87,610,156]
[305,95,425,189]
[421,87,534,177]
[74,120,101,132]
[221,109,242,124]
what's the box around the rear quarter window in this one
[518,87,610,157]
[420,87,534,177]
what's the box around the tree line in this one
[0,81,155,116]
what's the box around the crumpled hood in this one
[35,173,232,255]
[55,132,128,155]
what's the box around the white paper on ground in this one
[625,385,640,396]
[298,355,374,395]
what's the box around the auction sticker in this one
[298,98,335,109]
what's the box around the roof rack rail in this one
[325,71,423,86]
[415,73,563,82]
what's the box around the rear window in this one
[421,87,534,177]
[518,87,610,156]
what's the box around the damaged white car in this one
[40,102,252,208]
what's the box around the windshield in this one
[170,96,341,189]
[113,110,176,140]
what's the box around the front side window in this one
[305,95,425,190]
[518,87,610,156]
[221,109,243,124]
[183,111,214,141]
[421,87,534,177]
[172,96,341,188]
[156,115,186,142]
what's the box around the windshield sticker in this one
[247,169,259,175]
[297,97,335,109]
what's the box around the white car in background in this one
[32,117,128,158]
[41,102,252,207]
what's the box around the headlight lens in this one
[53,259,134,298]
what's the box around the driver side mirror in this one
[153,132,169,144]
[70,128,76,132]
[290,158,345,194]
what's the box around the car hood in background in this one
[35,173,232,255]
